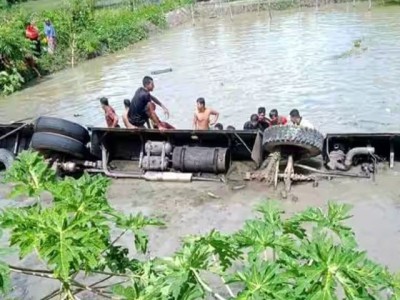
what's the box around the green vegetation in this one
[0,150,399,299]
[0,0,191,95]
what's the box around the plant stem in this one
[9,265,55,279]
[96,279,129,289]
[110,229,128,248]
[71,280,113,299]
[100,229,128,256]
[9,264,53,274]
[71,275,113,297]
[212,255,234,297]
[191,268,227,300]
[40,287,62,300]
[91,270,129,277]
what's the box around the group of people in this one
[25,20,57,56]
[23,19,56,78]
[100,76,314,131]
[100,76,222,130]
[100,76,176,130]
[242,107,314,130]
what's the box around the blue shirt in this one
[44,24,56,38]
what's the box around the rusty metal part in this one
[0,122,31,142]
[145,141,172,156]
[344,147,375,167]
[327,149,346,170]
[140,156,169,171]
[250,132,263,168]
[100,145,217,182]
[294,163,370,178]
[284,155,294,192]
[144,171,192,182]
[172,146,230,174]
[278,173,315,181]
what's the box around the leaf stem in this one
[9,264,53,274]
[191,268,227,300]
[212,254,234,297]
[71,280,113,299]
[91,270,129,278]
[109,229,128,250]
[40,287,62,300]
[9,265,55,279]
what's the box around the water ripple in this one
[1,5,400,133]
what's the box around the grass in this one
[10,0,161,12]
[14,0,62,12]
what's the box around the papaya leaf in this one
[115,212,164,254]
[3,150,56,198]
[0,262,10,295]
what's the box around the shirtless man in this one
[193,97,219,130]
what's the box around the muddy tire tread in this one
[31,132,88,159]
[35,116,90,144]
[0,149,15,170]
[263,125,324,158]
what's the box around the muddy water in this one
[1,4,400,132]
[2,4,400,299]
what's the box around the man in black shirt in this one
[243,114,261,130]
[128,76,169,128]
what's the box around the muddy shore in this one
[1,164,400,299]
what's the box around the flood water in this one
[1,4,400,132]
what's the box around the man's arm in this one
[193,113,198,130]
[209,109,219,126]
[150,95,169,118]
[145,103,160,127]
[112,113,119,128]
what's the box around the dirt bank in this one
[1,165,400,299]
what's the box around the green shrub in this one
[0,0,190,94]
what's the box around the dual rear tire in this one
[31,116,90,159]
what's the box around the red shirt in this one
[270,116,288,126]
[104,106,118,127]
[26,25,39,40]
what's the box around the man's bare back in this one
[193,97,219,130]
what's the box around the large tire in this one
[34,116,90,144]
[0,149,15,171]
[263,125,324,159]
[31,132,88,159]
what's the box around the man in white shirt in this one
[289,109,314,129]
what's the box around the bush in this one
[0,150,399,299]
[0,0,192,94]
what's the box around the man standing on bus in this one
[128,76,170,130]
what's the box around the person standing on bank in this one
[128,76,170,130]
[44,19,56,54]
[100,97,119,128]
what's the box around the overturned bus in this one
[0,116,398,189]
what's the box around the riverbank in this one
[0,0,393,96]
[0,0,390,96]
[0,0,192,95]
[2,160,400,299]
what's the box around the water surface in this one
[1,4,400,132]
